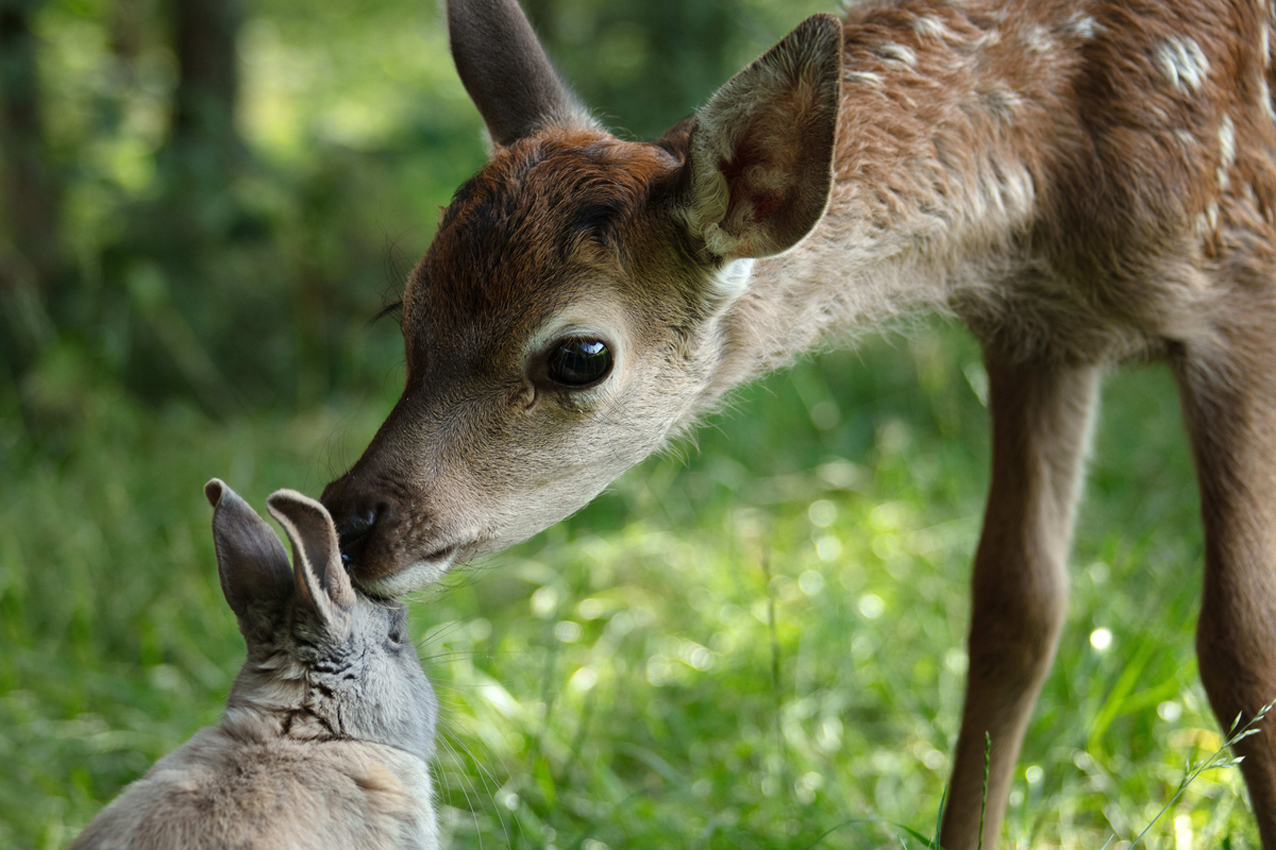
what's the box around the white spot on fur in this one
[1262,27,1270,68]
[369,559,454,596]
[1262,78,1276,121]
[1219,115,1236,166]
[845,70,885,87]
[709,258,756,301]
[975,30,1002,50]
[1155,37,1210,93]
[876,42,917,68]
[1193,211,1210,240]
[996,165,1035,218]
[1068,14,1099,40]
[1025,25,1053,53]
[912,14,958,42]
[1217,115,1235,190]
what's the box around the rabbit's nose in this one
[335,503,387,571]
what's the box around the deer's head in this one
[322,0,842,595]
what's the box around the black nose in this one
[335,504,385,571]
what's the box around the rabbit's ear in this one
[206,479,293,624]
[267,489,355,634]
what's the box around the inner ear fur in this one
[678,14,843,261]
[266,489,356,633]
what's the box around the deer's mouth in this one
[415,543,459,569]
[359,543,464,598]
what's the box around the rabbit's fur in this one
[71,481,439,849]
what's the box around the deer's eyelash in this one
[370,300,403,326]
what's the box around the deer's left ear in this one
[675,14,842,262]
[448,0,597,147]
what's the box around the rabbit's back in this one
[71,725,437,850]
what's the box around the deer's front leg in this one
[939,353,1099,850]
[1174,332,1276,849]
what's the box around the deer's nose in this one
[334,502,388,571]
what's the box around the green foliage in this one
[1,325,1263,848]
[5,0,826,413]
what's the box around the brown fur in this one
[322,1,1276,846]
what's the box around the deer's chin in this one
[356,547,460,598]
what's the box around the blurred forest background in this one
[0,0,1262,847]
[2,0,829,414]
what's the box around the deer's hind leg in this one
[939,352,1101,850]
[1173,314,1276,848]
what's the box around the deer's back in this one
[829,0,1276,363]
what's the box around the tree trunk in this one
[167,0,244,185]
[0,0,61,293]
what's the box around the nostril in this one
[336,504,387,571]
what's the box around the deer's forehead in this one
[413,137,678,285]
[404,134,681,313]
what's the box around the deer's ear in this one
[676,14,842,261]
[448,0,597,146]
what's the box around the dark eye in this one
[388,627,405,646]
[547,337,613,387]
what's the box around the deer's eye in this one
[547,338,612,387]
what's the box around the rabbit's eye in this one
[388,628,405,645]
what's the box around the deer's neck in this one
[708,0,1084,396]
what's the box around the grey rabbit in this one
[71,480,440,849]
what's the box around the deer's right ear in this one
[447,0,597,146]
[675,14,842,263]
[206,479,293,624]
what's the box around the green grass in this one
[0,322,1259,848]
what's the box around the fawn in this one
[320,0,1276,846]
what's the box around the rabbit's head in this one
[204,479,438,764]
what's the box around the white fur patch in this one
[876,42,917,68]
[1155,37,1210,93]
[1025,25,1053,53]
[1219,115,1236,167]
[366,556,454,596]
[845,70,884,87]
[912,14,958,42]
[1068,14,1099,40]
[1193,211,1210,240]
[1194,200,1221,240]
[1262,77,1276,121]
[975,30,1002,50]
[1217,115,1236,190]
[709,258,757,301]
[993,164,1035,218]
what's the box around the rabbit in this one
[71,480,440,850]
